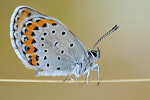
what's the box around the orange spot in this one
[22,10,30,17]
[18,18,22,23]
[24,31,33,36]
[46,20,57,25]
[26,22,37,30]
[37,19,46,27]
[19,16,24,20]
[24,36,33,44]
[31,54,38,66]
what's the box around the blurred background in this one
[0,0,150,100]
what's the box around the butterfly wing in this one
[10,6,88,76]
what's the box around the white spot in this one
[25,21,32,26]
[33,18,41,22]
[19,8,25,14]
[14,23,18,30]
[14,32,19,38]
[22,27,27,33]
[15,15,20,22]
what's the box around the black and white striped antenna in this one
[92,24,119,50]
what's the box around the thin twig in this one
[0,79,150,83]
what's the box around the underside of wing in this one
[10,6,89,76]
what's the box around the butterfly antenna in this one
[92,24,119,50]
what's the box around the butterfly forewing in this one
[10,6,88,76]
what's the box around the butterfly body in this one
[10,6,118,84]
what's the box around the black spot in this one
[61,50,64,54]
[57,67,60,70]
[21,10,25,14]
[25,29,28,33]
[41,44,44,46]
[52,23,57,26]
[84,67,86,71]
[52,30,55,34]
[33,26,39,30]
[34,47,38,52]
[43,32,47,36]
[31,39,36,44]
[41,37,44,41]
[27,22,32,26]
[36,55,39,61]
[28,19,33,21]
[58,57,60,60]
[31,32,35,36]
[23,51,26,55]
[21,31,24,35]
[29,55,31,58]
[44,49,47,53]
[28,59,32,65]
[43,23,47,27]
[54,41,58,47]
[47,63,50,67]
[36,19,40,22]
[15,24,18,28]
[25,46,30,51]
[70,43,74,47]
[44,56,47,60]
[37,63,39,66]
[20,41,23,44]
[17,17,19,21]
[24,37,28,41]
[91,51,97,57]
[27,13,31,17]
[62,31,66,35]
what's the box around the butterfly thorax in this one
[74,48,100,78]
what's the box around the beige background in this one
[0,0,150,100]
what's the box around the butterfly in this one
[10,6,119,84]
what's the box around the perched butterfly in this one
[10,6,119,84]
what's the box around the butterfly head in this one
[89,47,100,62]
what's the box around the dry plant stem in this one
[0,79,150,83]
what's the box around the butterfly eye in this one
[91,50,97,58]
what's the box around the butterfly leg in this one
[63,66,78,82]
[75,76,80,85]
[86,69,91,85]
[91,64,101,80]
[91,64,102,86]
